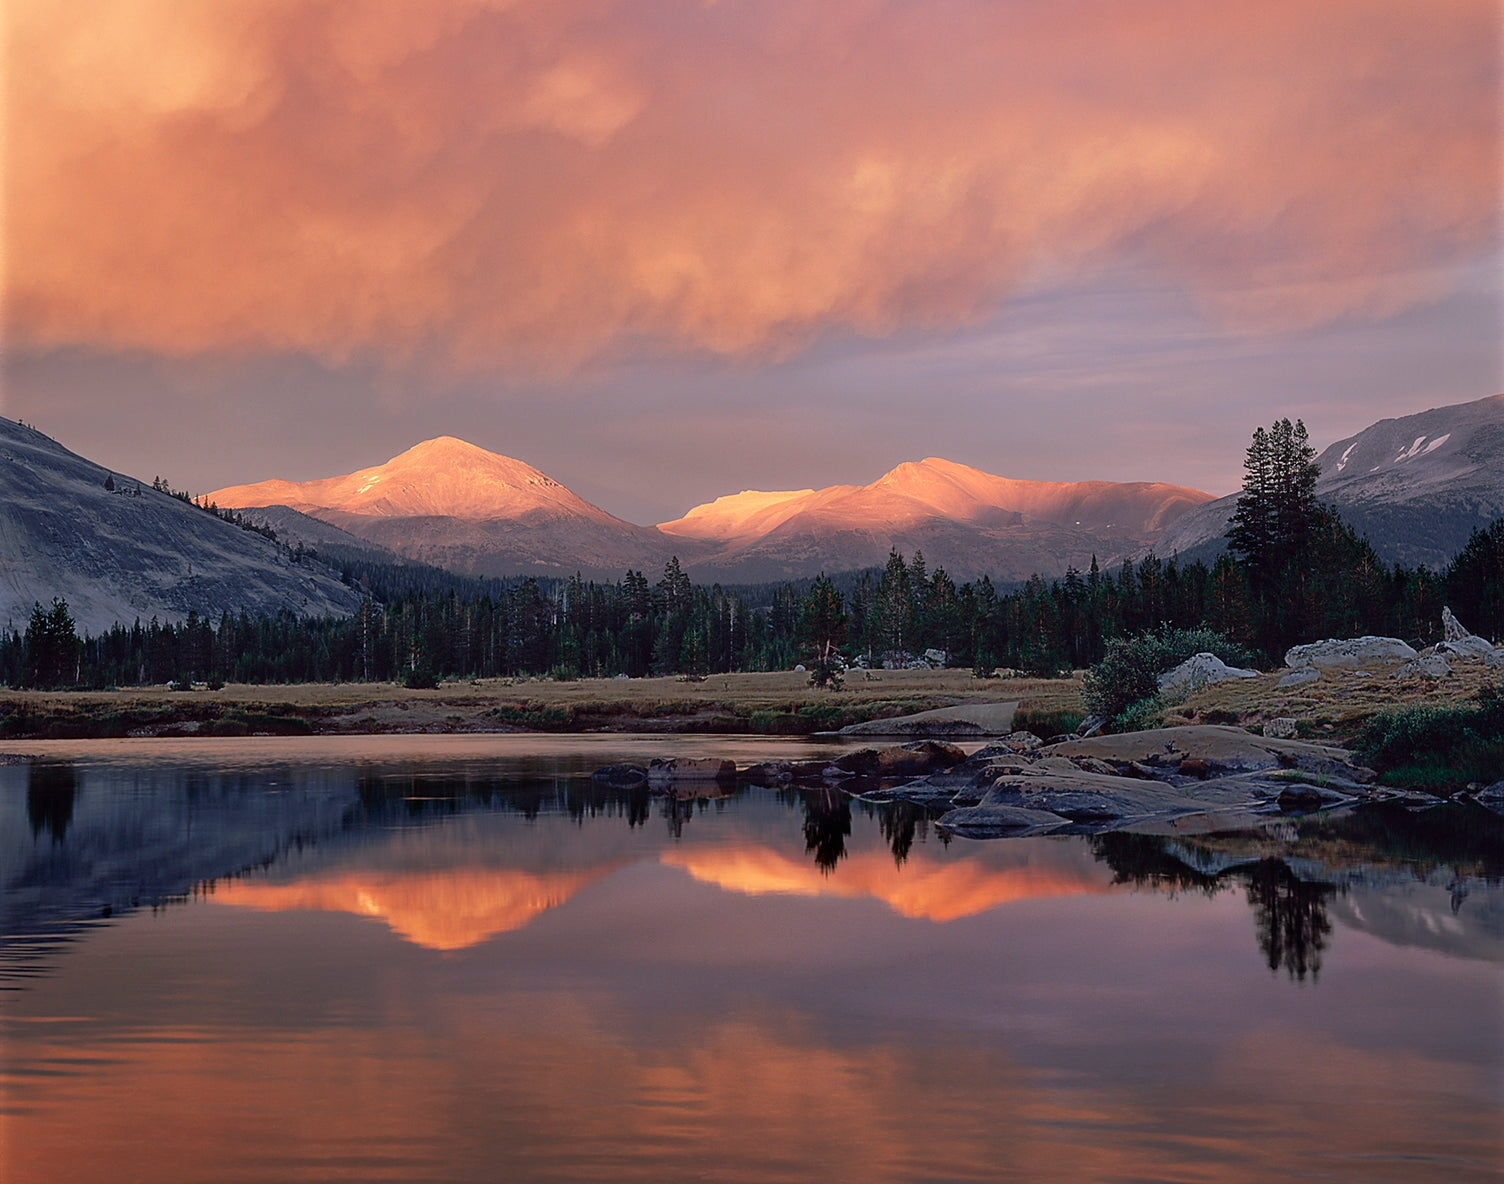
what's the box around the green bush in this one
[1012,707,1085,741]
[1355,683,1504,793]
[1082,626,1254,733]
[1114,697,1167,733]
[403,666,441,690]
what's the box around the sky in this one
[3,0,1500,525]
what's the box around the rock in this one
[833,740,968,777]
[1433,607,1495,659]
[789,759,842,783]
[793,664,806,672]
[1276,784,1326,812]
[591,763,647,787]
[1393,654,1452,679]
[1263,717,1299,740]
[1486,649,1504,670]
[1274,778,1353,812]
[935,805,1069,837]
[1284,636,1417,670]
[1443,606,1474,642]
[1278,668,1320,689]
[1078,714,1107,738]
[742,760,793,786]
[1178,758,1210,779]
[1437,635,1496,659]
[1473,779,1504,802]
[923,648,948,665]
[1044,725,1367,783]
[1070,756,1120,777]
[838,703,1016,737]
[1472,781,1504,816]
[1157,652,1259,695]
[646,757,736,784]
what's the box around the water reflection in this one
[2,740,1502,1184]
[26,761,77,843]
[798,787,852,874]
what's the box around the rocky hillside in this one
[0,417,362,635]
[1157,394,1504,568]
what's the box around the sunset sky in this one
[4,0,1499,523]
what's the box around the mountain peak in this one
[209,437,604,522]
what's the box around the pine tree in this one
[1228,418,1321,594]
[798,575,847,687]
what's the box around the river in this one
[2,736,1501,1182]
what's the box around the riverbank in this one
[2,655,1496,743]
[0,669,1077,740]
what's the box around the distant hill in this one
[661,457,1212,582]
[0,417,362,635]
[1157,394,1504,569]
[210,436,673,579]
[214,443,1213,584]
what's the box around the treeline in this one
[4,517,1500,691]
[6,417,1502,690]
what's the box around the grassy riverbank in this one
[3,658,1495,744]
[0,669,1079,740]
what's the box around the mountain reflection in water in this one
[2,738,1501,1183]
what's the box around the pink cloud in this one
[6,0,1498,371]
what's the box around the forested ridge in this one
[5,421,1502,691]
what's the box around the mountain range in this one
[209,442,1213,583]
[1158,393,1504,568]
[5,394,1498,635]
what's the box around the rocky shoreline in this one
[601,726,1504,837]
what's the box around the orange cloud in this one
[209,864,612,949]
[661,844,1109,922]
[5,0,1497,369]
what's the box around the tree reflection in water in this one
[800,789,851,874]
[1091,832,1336,982]
[1244,859,1335,982]
[27,761,78,844]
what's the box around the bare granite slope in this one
[1,417,362,635]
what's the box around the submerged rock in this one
[935,804,1069,837]
[742,760,793,786]
[646,757,736,784]
[591,764,647,787]
[833,740,967,777]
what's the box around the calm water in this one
[2,736,1501,1183]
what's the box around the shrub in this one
[1114,696,1167,733]
[1082,626,1254,732]
[1012,707,1085,741]
[404,665,441,690]
[1355,682,1504,793]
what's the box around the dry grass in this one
[0,669,1086,737]
[1167,655,1502,743]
